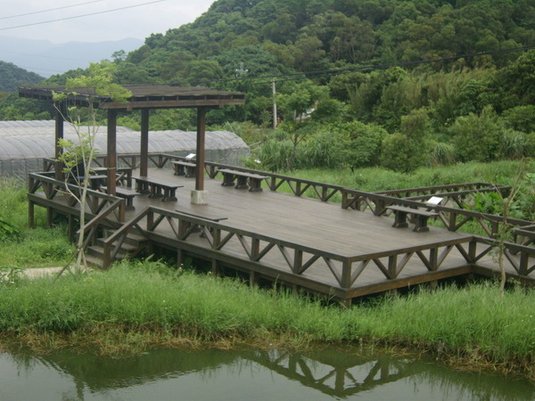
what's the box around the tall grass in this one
[289,159,533,192]
[0,261,533,378]
[0,179,74,268]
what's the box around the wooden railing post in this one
[341,259,352,288]
[147,209,154,231]
[468,239,477,264]
[293,249,303,273]
[251,238,260,261]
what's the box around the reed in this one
[0,261,533,378]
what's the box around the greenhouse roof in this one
[0,120,248,161]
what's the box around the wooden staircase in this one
[86,231,149,268]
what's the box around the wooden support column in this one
[195,107,207,191]
[107,109,117,196]
[54,103,65,180]
[140,109,149,178]
[28,200,35,228]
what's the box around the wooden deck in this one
[28,164,535,301]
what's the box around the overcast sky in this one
[0,0,215,43]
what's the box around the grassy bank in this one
[0,261,533,380]
[289,159,534,192]
[0,179,74,269]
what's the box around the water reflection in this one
[1,347,533,401]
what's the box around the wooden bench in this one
[513,224,535,247]
[134,176,183,202]
[87,174,107,190]
[102,186,139,210]
[93,167,133,187]
[218,168,267,192]
[387,205,439,232]
[171,161,196,178]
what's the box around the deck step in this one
[87,244,129,261]
[95,238,140,253]
[85,254,105,269]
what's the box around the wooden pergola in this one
[19,84,245,204]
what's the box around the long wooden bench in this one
[171,161,196,178]
[387,205,439,232]
[218,168,267,192]
[134,176,183,202]
[102,186,139,210]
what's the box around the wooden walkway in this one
[28,165,535,301]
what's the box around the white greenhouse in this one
[0,120,250,181]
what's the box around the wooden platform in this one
[28,166,535,301]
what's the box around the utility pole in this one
[272,78,278,129]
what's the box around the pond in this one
[1,347,533,401]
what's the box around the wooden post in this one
[107,110,117,196]
[54,103,65,180]
[249,270,257,287]
[211,259,219,275]
[46,207,54,227]
[28,200,35,228]
[140,109,149,178]
[195,107,207,191]
[341,259,352,288]
[177,248,184,266]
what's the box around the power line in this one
[0,0,105,21]
[0,0,168,31]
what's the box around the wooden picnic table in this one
[218,168,267,192]
[171,160,196,178]
[387,205,439,232]
[134,176,183,202]
[93,166,133,187]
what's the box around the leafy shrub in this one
[430,141,456,166]
[449,106,503,162]
[380,109,432,172]
[501,105,535,133]
[500,129,529,159]
[302,130,346,168]
[255,137,295,171]
[471,192,504,215]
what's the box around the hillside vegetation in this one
[0,61,43,92]
[1,0,535,172]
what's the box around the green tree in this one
[55,61,131,273]
[381,108,431,172]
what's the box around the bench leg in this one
[413,215,430,232]
[174,165,185,176]
[248,178,263,192]
[235,176,248,190]
[185,166,196,178]
[221,173,235,187]
[125,197,135,211]
[392,211,409,228]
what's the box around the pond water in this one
[0,347,533,401]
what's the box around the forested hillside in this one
[0,61,43,92]
[2,0,535,171]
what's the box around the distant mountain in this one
[0,61,43,92]
[0,36,143,77]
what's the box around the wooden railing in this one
[159,155,532,239]
[375,182,507,198]
[28,172,127,223]
[96,206,534,286]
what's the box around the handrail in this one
[158,154,533,237]
[28,172,126,221]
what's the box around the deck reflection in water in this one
[1,347,533,401]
